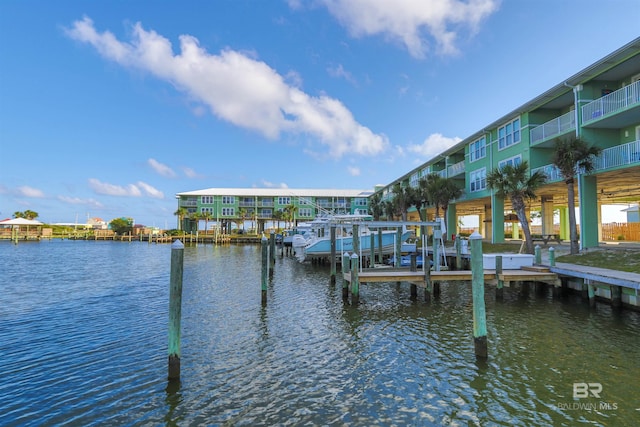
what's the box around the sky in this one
[1,1,639,228]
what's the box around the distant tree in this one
[273,210,284,231]
[284,204,298,228]
[368,192,384,221]
[391,182,411,221]
[238,208,247,231]
[110,217,134,235]
[383,200,396,221]
[174,207,187,230]
[12,210,39,220]
[486,161,547,254]
[551,136,602,255]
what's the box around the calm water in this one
[0,240,639,426]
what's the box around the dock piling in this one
[470,231,488,359]
[168,240,185,381]
[261,235,268,304]
[534,245,541,264]
[351,253,360,305]
[342,252,350,299]
[330,225,336,285]
[495,255,504,299]
[410,253,417,299]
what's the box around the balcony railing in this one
[594,139,640,170]
[180,200,197,207]
[447,160,465,177]
[582,80,640,124]
[531,164,563,183]
[533,139,640,181]
[530,110,576,144]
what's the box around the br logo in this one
[573,382,602,399]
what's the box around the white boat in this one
[291,215,414,262]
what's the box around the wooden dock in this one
[343,267,561,288]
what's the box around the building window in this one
[354,197,368,206]
[221,207,235,216]
[222,196,235,204]
[498,155,522,170]
[201,196,214,204]
[498,118,520,150]
[470,168,487,192]
[469,136,486,162]
[278,197,291,205]
[299,208,313,217]
[410,172,419,187]
[200,207,213,214]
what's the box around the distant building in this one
[175,188,372,233]
[87,217,108,229]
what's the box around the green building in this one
[377,37,640,249]
[174,188,372,233]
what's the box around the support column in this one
[559,207,570,241]
[491,198,504,243]
[446,203,457,242]
[541,196,555,236]
[578,173,599,249]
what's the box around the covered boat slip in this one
[305,218,445,267]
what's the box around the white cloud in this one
[261,180,289,189]
[148,158,176,177]
[88,178,164,198]
[318,0,499,58]
[327,64,357,86]
[407,133,461,161]
[17,186,45,198]
[182,167,201,178]
[136,181,164,199]
[66,17,388,158]
[89,178,142,197]
[58,196,104,208]
[347,166,361,176]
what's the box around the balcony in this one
[530,111,576,145]
[582,80,640,127]
[180,200,197,207]
[532,140,640,181]
[447,160,465,177]
[531,164,563,183]
[594,139,640,170]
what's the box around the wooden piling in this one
[470,231,488,359]
[410,253,417,299]
[548,247,555,267]
[588,282,596,307]
[455,235,461,271]
[611,286,622,308]
[495,255,504,299]
[168,240,185,380]
[261,235,268,304]
[424,261,432,302]
[342,252,350,299]
[330,225,337,285]
[369,232,375,267]
[351,253,359,305]
[395,228,402,268]
[534,245,541,264]
[269,231,276,266]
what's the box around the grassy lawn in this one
[556,249,640,274]
[460,242,640,274]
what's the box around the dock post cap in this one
[350,253,358,259]
[172,240,184,249]
[261,234,267,241]
[469,231,482,240]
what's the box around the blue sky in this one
[1,1,638,228]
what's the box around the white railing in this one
[447,160,465,176]
[530,110,576,144]
[437,169,447,178]
[582,80,640,123]
[594,139,640,170]
[532,164,563,182]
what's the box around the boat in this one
[291,214,414,262]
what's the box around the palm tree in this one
[486,161,547,254]
[391,182,411,221]
[435,178,463,236]
[174,207,188,230]
[13,211,25,219]
[22,210,39,220]
[551,136,602,255]
[383,200,396,220]
[284,204,298,229]
[238,208,247,232]
[368,192,384,220]
[273,210,284,231]
[201,210,213,234]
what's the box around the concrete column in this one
[578,174,599,249]
[559,207,570,241]
[446,203,457,242]
[541,196,554,235]
[491,197,504,243]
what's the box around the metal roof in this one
[176,188,373,198]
